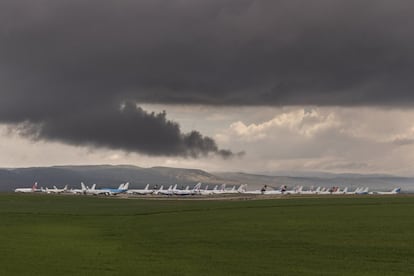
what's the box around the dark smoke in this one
[14,102,239,158]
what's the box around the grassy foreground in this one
[0,194,413,275]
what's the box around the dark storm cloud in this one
[392,138,414,146]
[0,0,413,155]
[14,102,239,158]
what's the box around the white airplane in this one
[317,187,334,195]
[235,184,248,193]
[45,185,68,194]
[284,186,303,195]
[355,187,369,195]
[223,185,238,194]
[152,185,164,195]
[343,187,361,195]
[238,184,270,195]
[300,186,319,195]
[344,187,368,195]
[127,184,154,195]
[156,185,175,195]
[173,183,202,195]
[317,187,328,194]
[81,183,115,196]
[263,190,281,195]
[316,187,344,195]
[212,184,227,194]
[370,187,401,195]
[332,187,348,195]
[81,183,106,195]
[70,183,88,194]
[198,185,214,196]
[241,185,280,195]
[15,182,42,193]
[173,185,190,195]
[264,185,284,195]
[191,182,203,194]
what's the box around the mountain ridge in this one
[1,165,413,192]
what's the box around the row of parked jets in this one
[14,182,402,196]
[14,182,130,196]
[241,185,401,195]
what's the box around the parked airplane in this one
[212,184,227,194]
[332,187,348,195]
[240,184,287,195]
[198,185,214,195]
[370,187,401,195]
[156,185,175,195]
[45,185,68,194]
[96,183,130,195]
[300,186,319,195]
[223,185,238,194]
[284,186,303,195]
[14,182,42,193]
[343,187,362,195]
[235,184,248,194]
[173,183,202,195]
[70,183,87,195]
[80,183,126,196]
[80,183,106,195]
[355,187,369,195]
[173,185,190,195]
[242,189,265,195]
[127,184,154,195]
[267,190,285,195]
[241,184,280,195]
[153,185,164,195]
[317,187,333,195]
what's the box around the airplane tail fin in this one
[64,185,68,191]
[118,183,125,190]
[394,187,401,193]
[81,182,86,191]
[343,187,348,193]
[123,182,129,190]
[91,184,96,190]
[194,183,202,191]
[144,184,149,190]
[238,184,247,193]
[32,182,38,191]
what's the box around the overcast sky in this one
[1,1,414,175]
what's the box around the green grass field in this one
[0,194,413,275]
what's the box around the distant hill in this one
[0,165,229,191]
[215,172,414,192]
[1,165,413,192]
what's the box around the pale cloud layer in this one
[3,106,414,176]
